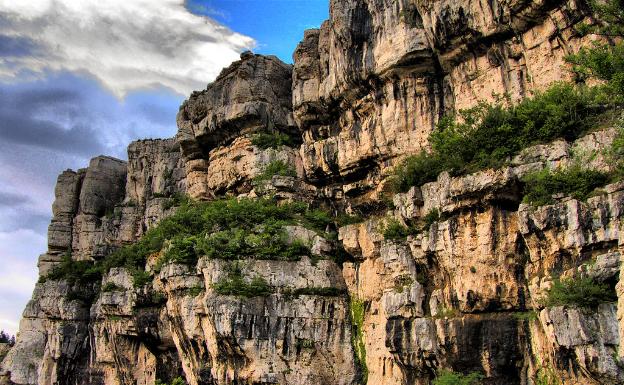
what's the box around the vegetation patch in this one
[542,276,617,308]
[287,287,345,297]
[432,369,484,385]
[251,131,295,149]
[390,83,614,193]
[101,282,123,292]
[381,218,418,240]
[393,275,414,293]
[253,160,297,183]
[349,296,368,384]
[156,377,187,385]
[522,165,609,206]
[212,264,272,298]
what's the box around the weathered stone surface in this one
[293,0,598,198]
[6,1,624,385]
[177,53,296,160]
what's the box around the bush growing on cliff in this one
[567,0,624,98]
[98,197,333,285]
[251,131,295,149]
[212,263,272,297]
[432,370,484,385]
[381,218,415,240]
[253,160,297,183]
[390,83,608,193]
[156,377,187,385]
[543,276,617,308]
[521,164,609,206]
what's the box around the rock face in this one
[293,0,595,201]
[2,1,623,385]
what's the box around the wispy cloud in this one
[0,0,255,97]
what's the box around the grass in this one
[349,296,368,384]
[156,377,187,385]
[513,311,539,321]
[393,275,414,293]
[381,218,417,240]
[41,198,343,292]
[542,276,617,308]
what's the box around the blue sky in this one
[188,0,328,63]
[0,0,328,335]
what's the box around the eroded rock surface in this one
[3,1,623,385]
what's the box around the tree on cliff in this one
[567,0,624,97]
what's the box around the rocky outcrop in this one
[3,1,623,385]
[176,53,305,200]
[293,0,596,201]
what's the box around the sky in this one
[0,0,328,335]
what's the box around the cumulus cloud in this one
[0,0,255,97]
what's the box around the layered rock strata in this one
[2,1,623,385]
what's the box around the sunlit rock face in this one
[3,1,624,385]
[293,0,595,204]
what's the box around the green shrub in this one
[432,370,484,385]
[213,264,273,298]
[390,152,444,193]
[390,83,608,192]
[382,218,416,240]
[42,253,102,287]
[156,377,187,385]
[97,198,335,286]
[290,287,344,296]
[101,282,122,292]
[543,276,617,308]
[522,165,609,206]
[253,160,297,183]
[251,131,295,149]
[566,0,624,98]
[303,209,333,231]
[157,236,199,270]
[393,275,414,293]
[423,208,440,229]
[335,213,364,226]
[185,285,204,297]
[132,270,152,287]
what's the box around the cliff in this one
[2,1,623,385]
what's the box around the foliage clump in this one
[542,276,617,308]
[212,264,272,298]
[156,377,187,385]
[251,131,295,149]
[254,160,297,183]
[42,198,339,291]
[381,218,416,240]
[390,83,610,193]
[432,370,484,385]
[521,165,609,206]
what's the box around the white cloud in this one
[0,0,255,97]
[0,229,44,335]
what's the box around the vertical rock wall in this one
[3,1,624,385]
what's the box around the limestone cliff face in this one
[2,1,623,385]
[293,0,594,203]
